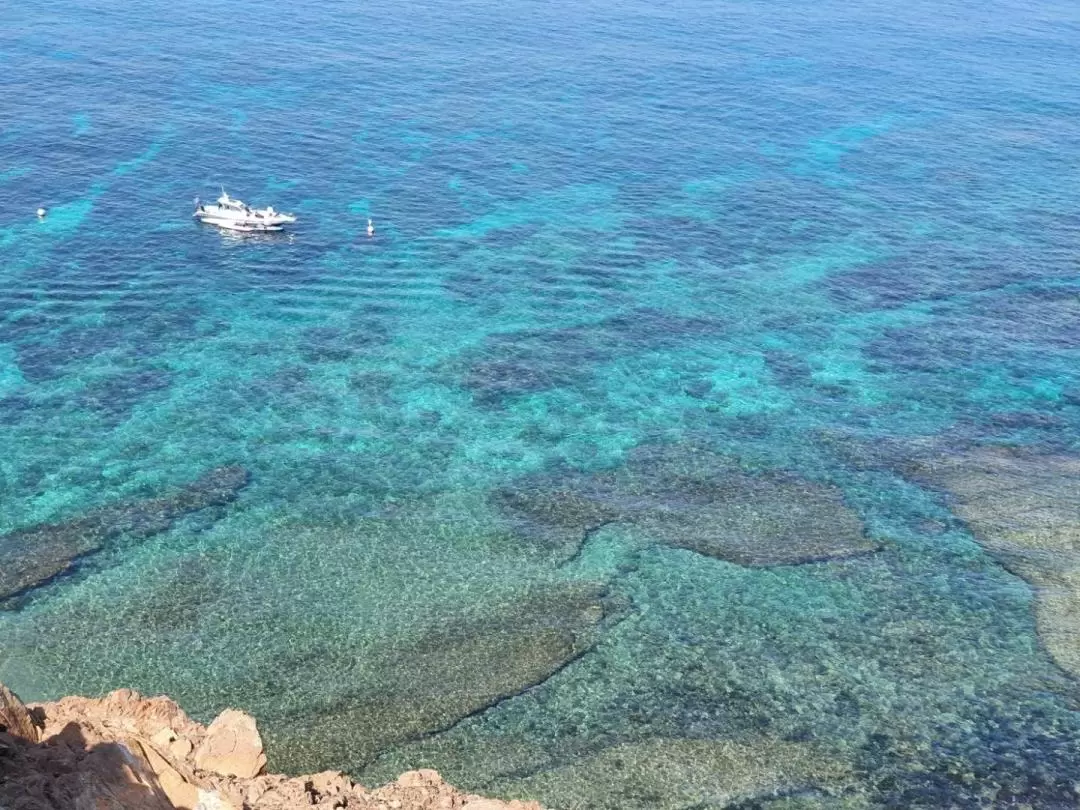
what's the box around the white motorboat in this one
[194,189,296,230]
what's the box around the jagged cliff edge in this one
[0,682,545,810]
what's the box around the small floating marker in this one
[367,218,375,237]
[36,207,46,219]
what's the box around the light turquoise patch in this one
[793,116,899,180]
[113,140,164,177]
[809,347,887,405]
[0,166,31,185]
[400,130,434,147]
[775,237,881,285]
[681,164,761,196]
[438,184,621,238]
[706,351,793,414]
[653,165,761,222]
[968,369,1065,406]
[34,193,98,236]
[0,345,25,397]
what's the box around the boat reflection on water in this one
[216,227,296,245]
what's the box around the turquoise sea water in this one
[3,0,1080,806]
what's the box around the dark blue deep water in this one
[4,0,1080,806]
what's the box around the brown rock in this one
[396,769,443,788]
[5,682,531,810]
[69,739,178,810]
[152,725,195,761]
[134,736,202,809]
[36,688,204,746]
[0,682,39,743]
[308,769,354,798]
[371,768,544,810]
[0,730,176,810]
[195,708,267,778]
[240,772,367,809]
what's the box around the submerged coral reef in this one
[493,445,880,565]
[0,465,249,606]
[904,445,1080,678]
[5,442,1080,809]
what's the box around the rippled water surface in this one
[3,0,1080,806]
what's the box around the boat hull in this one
[199,217,283,232]
[195,209,295,226]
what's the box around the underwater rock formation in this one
[630,470,877,566]
[0,465,249,605]
[0,683,541,810]
[496,737,852,810]
[905,445,1080,678]
[266,581,611,775]
[494,445,880,566]
[490,486,621,560]
[77,368,174,425]
[454,309,726,406]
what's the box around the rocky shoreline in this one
[0,683,544,810]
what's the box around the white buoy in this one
[36,207,46,219]
[367,218,375,237]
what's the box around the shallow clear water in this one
[3,0,1080,806]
